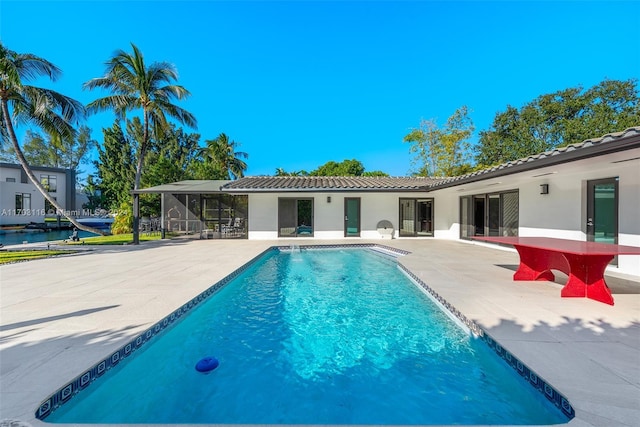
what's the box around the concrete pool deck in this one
[0,238,638,426]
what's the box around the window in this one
[40,175,57,192]
[460,190,519,239]
[15,193,31,213]
[45,197,57,214]
[278,198,313,237]
[399,198,434,237]
[6,177,16,182]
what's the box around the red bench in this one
[473,236,640,305]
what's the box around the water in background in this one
[0,228,103,246]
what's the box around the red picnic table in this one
[473,236,640,305]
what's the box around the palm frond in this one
[0,43,62,83]
[86,95,139,116]
[148,62,179,84]
[154,99,197,129]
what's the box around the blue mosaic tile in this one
[37,399,51,418]
[96,360,106,376]
[79,371,91,389]
[110,351,120,366]
[60,384,73,402]
[396,261,574,423]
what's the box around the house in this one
[133,127,640,277]
[0,163,78,226]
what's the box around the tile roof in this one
[223,127,639,192]
[428,126,640,189]
[134,127,639,194]
[223,176,443,192]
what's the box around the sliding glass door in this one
[399,198,434,237]
[278,198,314,237]
[460,191,519,239]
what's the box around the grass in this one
[0,249,79,265]
[65,232,173,245]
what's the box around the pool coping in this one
[33,243,573,423]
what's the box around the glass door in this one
[399,198,434,237]
[460,191,519,239]
[487,194,500,236]
[278,198,314,237]
[399,199,416,237]
[473,196,485,236]
[416,199,433,236]
[344,198,361,237]
[587,178,618,244]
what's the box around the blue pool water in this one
[0,229,100,245]
[46,248,569,425]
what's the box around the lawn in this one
[65,232,174,245]
[0,249,79,265]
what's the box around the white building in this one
[135,127,640,277]
[0,163,77,226]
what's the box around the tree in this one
[196,133,248,180]
[83,43,197,191]
[403,119,439,176]
[403,106,475,176]
[274,168,309,176]
[362,170,389,177]
[275,160,387,176]
[21,125,96,172]
[141,124,200,216]
[81,174,104,212]
[143,124,200,186]
[476,79,640,167]
[94,121,136,210]
[0,42,106,235]
[311,159,365,176]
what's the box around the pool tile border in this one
[398,262,575,421]
[35,243,573,422]
[35,246,275,420]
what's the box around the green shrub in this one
[111,201,133,234]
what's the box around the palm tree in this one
[198,133,248,179]
[83,43,197,190]
[0,42,107,235]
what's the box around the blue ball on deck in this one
[195,356,219,373]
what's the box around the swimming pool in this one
[40,245,573,424]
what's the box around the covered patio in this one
[132,180,248,241]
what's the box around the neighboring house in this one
[0,163,77,226]
[134,127,640,276]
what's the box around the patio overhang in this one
[131,180,233,195]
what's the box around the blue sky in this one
[2,0,639,178]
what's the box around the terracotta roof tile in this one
[223,176,443,191]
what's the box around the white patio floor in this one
[1,238,638,426]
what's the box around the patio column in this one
[133,193,140,245]
[161,192,166,239]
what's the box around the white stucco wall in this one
[429,148,640,276]
[247,191,429,240]
[0,167,70,225]
[242,148,639,276]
